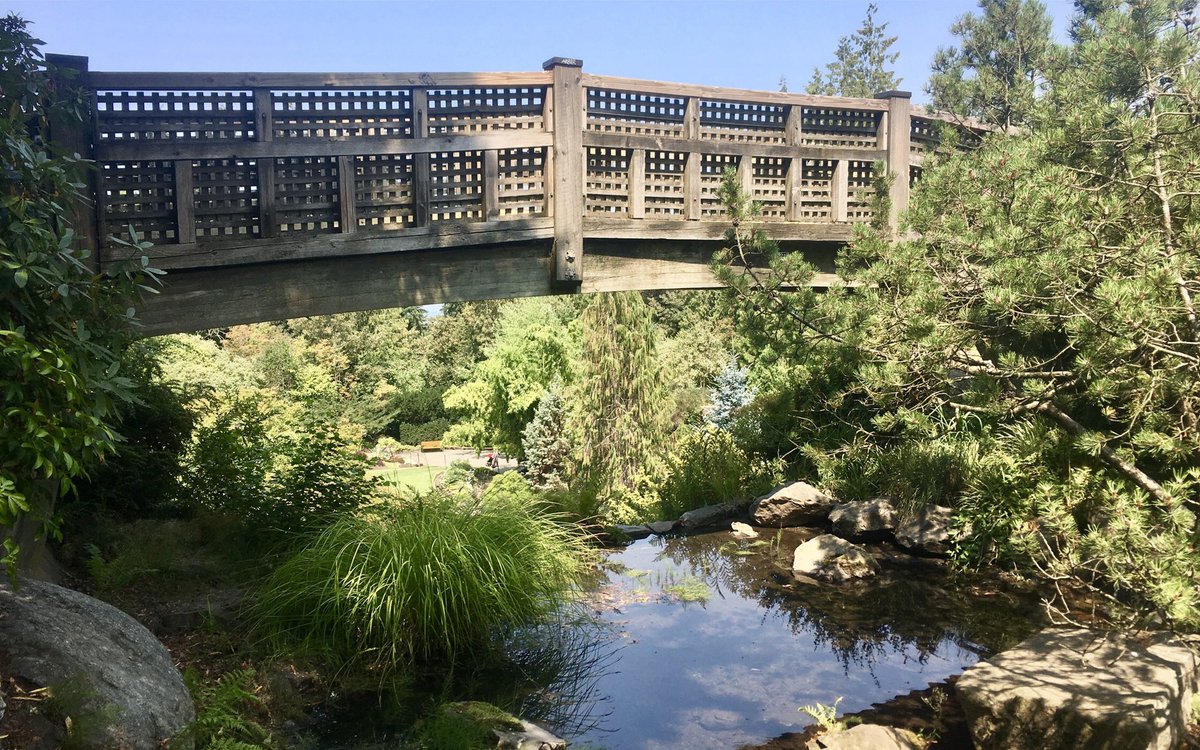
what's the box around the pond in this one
[315,526,1042,750]
[548,528,1040,750]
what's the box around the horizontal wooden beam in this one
[134,236,848,336]
[88,71,553,90]
[581,132,886,163]
[96,130,553,162]
[582,217,856,243]
[103,216,555,270]
[582,74,889,111]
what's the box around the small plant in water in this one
[799,696,845,734]
[662,575,710,603]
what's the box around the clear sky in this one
[11,0,1076,105]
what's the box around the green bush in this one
[657,426,779,520]
[253,488,589,673]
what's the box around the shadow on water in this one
[314,528,1041,750]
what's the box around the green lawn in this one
[369,464,439,494]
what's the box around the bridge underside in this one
[136,229,847,336]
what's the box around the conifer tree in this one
[807,4,901,97]
[928,0,1055,128]
[521,380,572,490]
[574,293,672,517]
[705,357,753,431]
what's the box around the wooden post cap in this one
[874,90,912,99]
[542,57,583,70]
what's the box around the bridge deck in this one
[52,56,977,334]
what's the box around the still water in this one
[543,528,1039,750]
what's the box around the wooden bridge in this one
[52,56,975,336]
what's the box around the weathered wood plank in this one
[104,216,556,270]
[786,157,802,222]
[173,160,196,244]
[483,149,500,221]
[582,74,889,111]
[784,105,802,146]
[737,154,753,197]
[628,149,645,219]
[878,90,912,232]
[337,154,357,233]
[831,159,849,223]
[582,216,855,242]
[411,89,432,227]
[46,55,101,270]
[88,71,553,90]
[95,131,554,162]
[582,132,885,162]
[544,57,584,285]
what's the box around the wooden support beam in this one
[253,87,276,239]
[877,90,911,233]
[737,154,754,197]
[831,160,849,223]
[683,97,700,140]
[684,151,701,220]
[337,154,357,233]
[483,149,500,221]
[46,55,100,269]
[542,85,555,217]
[173,160,196,244]
[411,88,432,227]
[786,157,803,222]
[784,104,803,146]
[543,56,584,285]
[629,149,646,219]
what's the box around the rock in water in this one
[730,521,759,539]
[678,503,737,530]
[792,534,879,583]
[0,578,194,749]
[957,627,1198,750]
[829,497,897,541]
[752,482,838,527]
[808,724,925,749]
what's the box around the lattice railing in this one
[70,62,987,277]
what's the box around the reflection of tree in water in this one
[651,531,1040,674]
[486,614,623,740]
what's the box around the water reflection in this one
[555,530,1038,750]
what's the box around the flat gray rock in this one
[613,524,652,540]
[0,578,194,750]
[895,504,954,555]
[678,503,737,530]
[957,627,1198,750]
[646,520,677,535]
[752,482,838,527]
[730,521,759,539]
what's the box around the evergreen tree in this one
[574,293,672,519]
[928,0,1055,128]
[705,357,754,431]
[807,4,901,97]
[521,380,572,490]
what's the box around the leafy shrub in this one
[181,399,374,539]
[253,488,588,672]
[658,426,779,519]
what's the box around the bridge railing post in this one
[254,88,277,239]
[876,90,912,233]
[783,105,803,222]
[46,54,100,270]
[543,57,584,286]
[412,88,432,228]
[683,97,701,221]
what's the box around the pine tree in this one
[807,4,901,97]
[927,0,1055,128]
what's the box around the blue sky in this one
[12,0,1076,105]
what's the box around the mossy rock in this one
[416,701,523,749]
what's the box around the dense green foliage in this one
[806,3,901,96]
[928,0,1055,129]
[253,480,589,671]
[0,16,159,571]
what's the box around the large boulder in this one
[957,628,1198,750]
[792,534,879,583]
[895,504,955,555]
[752,482,838,527]
[0,578,194,749]
[829,497,897,541]
[678,503,738,530]
[807,724,924,750]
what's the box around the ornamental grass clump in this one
[253,481,589,674]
